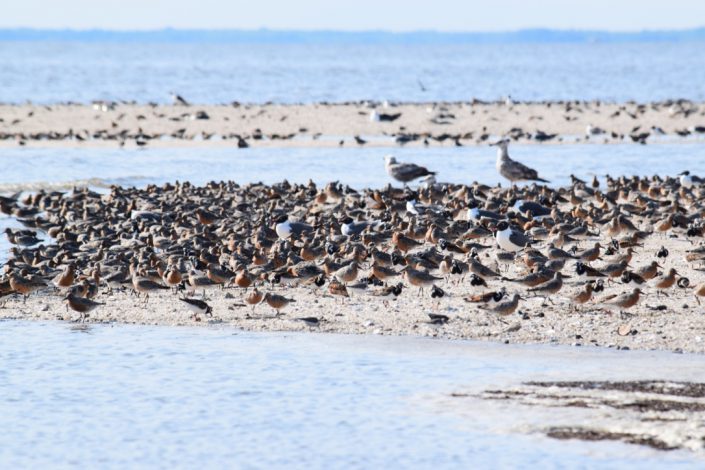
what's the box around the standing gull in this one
[491,139,549,183]
[384,155,436,184]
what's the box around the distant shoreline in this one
[1,27,705,43]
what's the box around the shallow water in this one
[0,142,703,191]
[0,321,703,468]
[1,41,704,103]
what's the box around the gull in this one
[678,171,703,188]
[491,139,549,183]
[494,221,533,252]
[467,202,502,221]
[384,155,436,184]
[275,216,313,240]
[340,217,379,237]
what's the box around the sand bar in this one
[1,101,705,148]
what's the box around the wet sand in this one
[1,100,704,148]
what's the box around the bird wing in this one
[390,163,435,182]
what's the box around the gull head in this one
[489,138,510,149]
[384,155,397,166]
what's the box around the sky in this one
[3,0,705,32]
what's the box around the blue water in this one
[0,41,703,103]
[1,143,704,191]
[0,321,702,469]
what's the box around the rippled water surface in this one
[1,41,704,103]
[0,321,703,468]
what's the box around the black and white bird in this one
[466,201,502,221]
[585,124,606,137]
[170,92,190,106]
[679,171,703,188]
[340,217,379,237]
[494,221,533,252]
[275,216,314,240]
[179,297,212,316]
[384,155,436,183]
[370,110,402,122]
[511,199,551,219]
[491,139,549,183]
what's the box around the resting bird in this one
[491,139,549,183]
[384,155,436,183]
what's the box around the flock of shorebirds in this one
[2,98,705,148]
[2,139,705,327]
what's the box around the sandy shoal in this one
[2,229,704,354]
[0,101,704,148]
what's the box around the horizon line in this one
[1,26,705,43]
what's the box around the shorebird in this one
[179,297,213,318]
[4,228,41,247]
[427,313,450,325]
[295,316,321,327]
[468,256,501,280]
[491,139,549,183]
[52,263,77,290]
[9,273,46,302]
[478,293,521,316]
[334,261,359,285]
[634,261,661,281]
[402,267,442,296]
[384,155,436,184]
[494,221,532,252]
[244,288,263,311]
[163,265,183,292]
[262,292,295,315]
[571,282,594,309]
[600,288,642,313]
[575,262,606,279]
[651,268,678,296]
[132,272,169,304]
[464,289,506,304]
[527,272,566,302]
[64,292,104,321]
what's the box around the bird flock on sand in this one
[3,98,705,148]
[2,140,705,331]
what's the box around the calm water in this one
[0,321,703,469]
[1,143,703,191]
[0,41,703,103]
